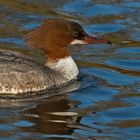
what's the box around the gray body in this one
[0,50,67,94]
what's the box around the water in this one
[0,0,140,139]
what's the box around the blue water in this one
[0,0,140,140]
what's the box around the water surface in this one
[0,0,140,140]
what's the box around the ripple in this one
[106,59,140,71]
[83,67,140,86]
[86,23,126,33]
[49,112,78,116]
[62,2,132,17]
[14,120,34,127]
[117,47,140,54]
[0,38,23,46]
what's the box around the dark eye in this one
[73,31,79,37]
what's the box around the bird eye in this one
[73,31,79,37]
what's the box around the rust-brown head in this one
[25,18,111,61]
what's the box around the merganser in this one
[0,18,111,94]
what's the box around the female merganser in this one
[0,18,111,94]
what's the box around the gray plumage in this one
[0,50,67,94]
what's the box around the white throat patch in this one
[70,39,87,45]
[46,56,79,81]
